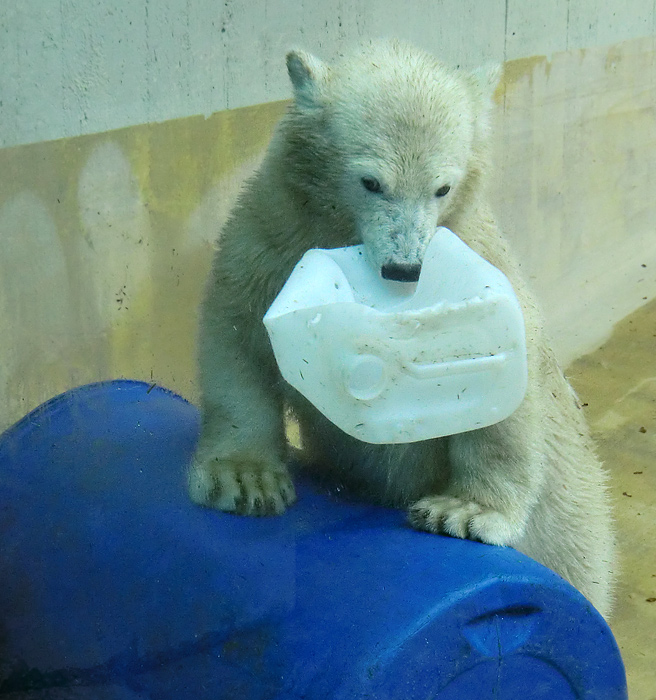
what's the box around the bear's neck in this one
[255,125,360,250]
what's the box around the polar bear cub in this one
[189,40,616,619]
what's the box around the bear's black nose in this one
[381,262,422,283]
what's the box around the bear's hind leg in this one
[516,445,616,619]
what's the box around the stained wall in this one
[1,3,655,432]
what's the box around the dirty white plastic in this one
[263,227,528,444]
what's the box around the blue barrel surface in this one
[0,380,627,699]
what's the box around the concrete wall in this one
[2,0,656,148]
[1,2,656,431]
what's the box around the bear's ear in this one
[466,63,503,137]
[469,63,503,102]
[286,50,329,109]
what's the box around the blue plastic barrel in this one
[0,380,627,699]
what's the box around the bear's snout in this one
[381,262,422,283]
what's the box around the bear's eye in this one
[435,184,451,197]
[362,176,382,193]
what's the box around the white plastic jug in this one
[263,227,527,444]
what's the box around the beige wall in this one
[1,36,656,431]
[0,101,286,429]
[494,36,656,363]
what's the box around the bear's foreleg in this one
[408,401,542,546]
[188,305,296,516]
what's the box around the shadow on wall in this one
[1,36,656,432]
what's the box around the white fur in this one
[190,40,616,619]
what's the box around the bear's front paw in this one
[188,457,296,516]
[407,495,523,546]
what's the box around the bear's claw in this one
[408,495,522,547]
[188,458,296,516]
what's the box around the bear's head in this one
[282,40,501,282]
